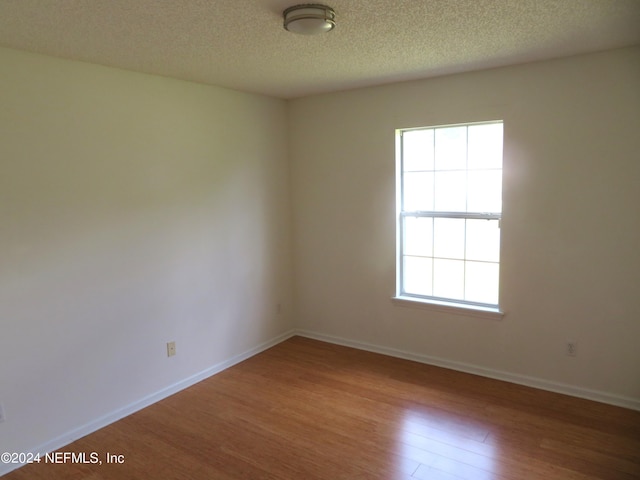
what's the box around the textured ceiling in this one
[0,0,639,99]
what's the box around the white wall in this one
[0,47,293,455]
[289,46,640,405]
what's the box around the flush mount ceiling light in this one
[283,4,336,35]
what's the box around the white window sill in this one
[391,296,504,320]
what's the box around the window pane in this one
[403,129,434,171]
[433,218,465,260]
[433,259,464,300]
[403,172,434,211]
[435,126,467,170]
[465,261,499,304]
[467,170,502,213]
[466,219,500,262]
[403,256,433,296]
[434,171,466,211]
[404,217,433,257]
[468,123,503,169]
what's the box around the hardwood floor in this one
[5,336,640,479]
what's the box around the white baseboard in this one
[0,329,297,477]
[295,329,640,412]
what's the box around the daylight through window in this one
[397,121,503,310]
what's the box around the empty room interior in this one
[1,1,639,479]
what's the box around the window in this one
[396,121,503,313]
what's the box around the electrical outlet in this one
[167,341,176,357]
[0,402,6,423]
[566,341,577,357]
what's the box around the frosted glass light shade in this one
[283,4,335,35]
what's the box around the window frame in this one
[394,120,505,318]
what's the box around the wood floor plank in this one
[4,336,640,480]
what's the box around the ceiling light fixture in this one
[283,4,336,35]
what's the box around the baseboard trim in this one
[295,329,640,412]
[0,329,297,477]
